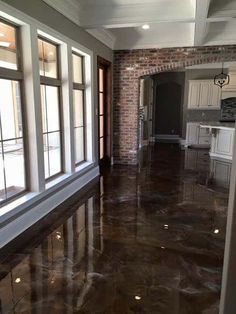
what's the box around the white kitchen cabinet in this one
[188,80,221,110]
[188,81,201,109]
[186,122,211,147]
[199,81,212,108]
[210,128,234,160]
[211,84,222,108]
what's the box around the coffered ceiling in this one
[43,0,236,50]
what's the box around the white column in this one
[21,25,45,192]
[220,123,236,314]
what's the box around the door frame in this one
[97,56,112,166]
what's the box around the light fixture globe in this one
[214,65,230,88]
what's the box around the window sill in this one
[0,161,95,225]
[75,161,92,173]
[0,192,39,221]
[46,161,93,189]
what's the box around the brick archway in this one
[113,46,236,164]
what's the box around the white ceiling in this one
[43,0,236,50]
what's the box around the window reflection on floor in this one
[0,195,104,313]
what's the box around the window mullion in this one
[21,24,45,192]
[61,44,75,173]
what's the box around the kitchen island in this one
[200,122,235,161]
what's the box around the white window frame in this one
[0,1,95,223]
[0,18,27,205]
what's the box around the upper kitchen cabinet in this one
[188,79,221,110]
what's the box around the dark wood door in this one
[98,57,111,166]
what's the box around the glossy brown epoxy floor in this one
[0,144,230,314]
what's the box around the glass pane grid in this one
[99,68,104,92]
[74,127,85,164]
[38,38,58,79]
[0,20,18,70]
[98,68,105,160]
[41,85,62,179]
[72,53,83,84]
[72,50,86,165]
[0,79,26,203]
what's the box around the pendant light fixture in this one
[214,62,230,88]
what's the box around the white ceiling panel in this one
[205,20,236,45]
[43,0,236,50]
[78,0,195,29]
[111,23,195,50]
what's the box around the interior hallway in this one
[0,144,229,313]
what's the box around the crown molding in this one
[43,0,81,26]
[86,29,116,49]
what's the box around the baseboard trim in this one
[155,135,182,144]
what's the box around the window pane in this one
[38,39,44,76]
[41,84,61,179]
[40,84,47,133]
[99,68,104,92]
[3,139,25,199]
[72,54,83,84]
[41,85,60,133]
[46,86,59,132]
[48,132,61,177]
[0,153,6,202]
[0,21,17,70]
[99,93,104,115]
[100,115,104,138]
[38,38,58,78]
[0,80,22,140]
[43,134,49,179]
[100,137,104,160]
[75,127,84,164]
[73,90,84,127]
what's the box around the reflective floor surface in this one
[0,144,230,313]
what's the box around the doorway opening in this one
[97,57,112,168]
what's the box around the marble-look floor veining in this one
[0,144,229,313]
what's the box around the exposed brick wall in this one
[113,45,236,165]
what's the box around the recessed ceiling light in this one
[0,42,10,47]
[142,24,150,30]
[135,295,141,300]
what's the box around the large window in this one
[0,8,93,211]
[98,67,105,160]
[0,19,26,204]
[72,52,86,165]
[38,38,62,179]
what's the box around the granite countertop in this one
[200,121,235,130]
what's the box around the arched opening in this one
[113,47,236,165]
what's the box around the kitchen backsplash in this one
[186,110,221,122]
[220,97,236,121]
